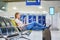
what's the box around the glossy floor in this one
[20,31,60,40]
[0,31,60,40]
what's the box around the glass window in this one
[1,22,6,27]
[38,16,42,24]
[33,15,36,22]
[0,27,18,35]
[1,28,7,35]
[28,15,33,23]
[7,27,12,34]
[4,19,12,27]
[11,27,18,32]
[0,19,6,27]
[20,15,26,24]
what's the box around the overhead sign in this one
[49,7,55,15]
[26,0,40,6]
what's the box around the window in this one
[0,27,18,35]
[0,19,6,27]
[28,15,33,23]
[0,28,7,35]
[4,19,12,27]
[33,15,36,22]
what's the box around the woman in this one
[15,12,51,30]
[15,12,27,30]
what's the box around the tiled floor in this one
[0,31,60,40]
[20,31,60,40]
[51,31,60,40]
[20,31,43,40]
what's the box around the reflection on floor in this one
[20,31,60,40]
[20,31,42,40]
[51,31,60,40]
[0,30,59,40]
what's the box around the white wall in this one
[6,2,50,17]
[46,13,60,29]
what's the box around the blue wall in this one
[20,14,46,26]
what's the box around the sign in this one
[26,0,40,5]
[49,7,55,15]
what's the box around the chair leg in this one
[20,36,30,40]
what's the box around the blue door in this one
[38,16,42,24]
[28,15,33,23]
[20,15,26,24]
[33,15,36,22]
[42,15,46,26]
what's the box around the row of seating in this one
[0,16,51,40]
[0,16,32,40]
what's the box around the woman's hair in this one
[15,12,19,19]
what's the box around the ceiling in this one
[0,1,60,13]
[6,1,60,14]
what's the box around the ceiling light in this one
[39,6,43,9]
[42,11,48,13]
[2,7,5,9]
[13,7,17,10]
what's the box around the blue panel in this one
[26,0,40,5]
[38,15,46,26]
[42,16,45,20]
[42,16,46,26]
[20,15,26,24]
[38,16,42,24]
[20,15,23,21]
[33,15,36,22]
[28,15,33,23]
[20,14,46,26]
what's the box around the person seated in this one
[15,12,51,31]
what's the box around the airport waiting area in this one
[0,0,60,40]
